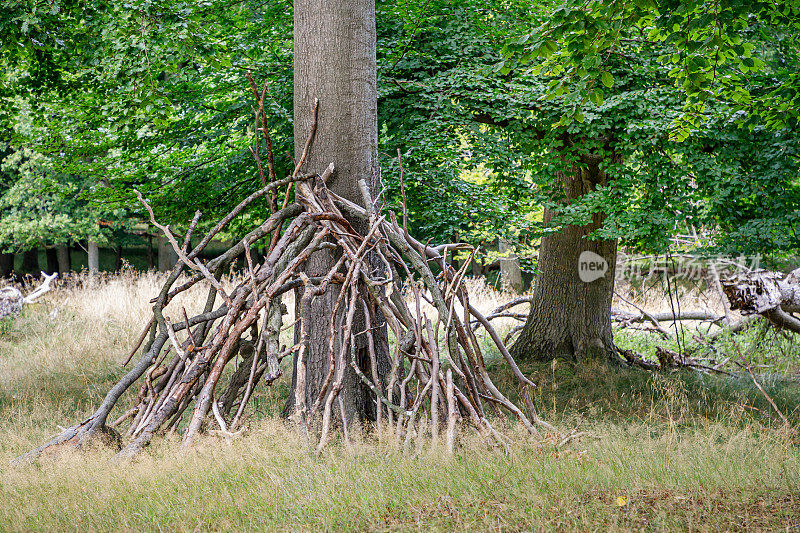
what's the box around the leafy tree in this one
[2,0,550,274]
[0,146,106,251]
[498,0,800,361]
[2,0,296,236]
[377,0,543,258]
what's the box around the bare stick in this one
[338,395,353,452]
[22,271,58,304]
[246,72,277,186]
[135,190,232,305]
[123,317,154,367]
[397,148,408,237]
[734,353,790,428]
[425,318,440,447]
[446,369,456,455]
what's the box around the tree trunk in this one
[471,258,483,277]
[114,244,123,271]
[45,248,59,274]
[510,163,618,362]
[147,235,155,270]
[286,0,390,422]
[56,245,71,274]
[87,240,99,274]
[157,236,177,272]
[499,238,524,293]
[21,249,39,274]
[0,253,12,278]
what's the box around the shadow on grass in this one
[491,356,800,429]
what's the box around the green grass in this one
[498,356,800,428]
[1,275,799,532]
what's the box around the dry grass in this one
[1,418,798,532]
[397,275,523,328]
[1,272,799,532]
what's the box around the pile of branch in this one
[14,90,554,466]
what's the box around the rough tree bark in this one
[286,0,390,422]
[56,245,71,273]
[88,240,99,274]
[499,238,524,293]
[157,236,177,272]
[114,245,123,271]
[510,160,618,362]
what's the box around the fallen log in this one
[723,269,800,333]
[611,310,724,323]
[611,310,725,339]
[0,272,58,319]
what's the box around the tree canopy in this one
[1,0,798,266]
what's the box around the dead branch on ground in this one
[1,272,58,319]
[723,269,800,334]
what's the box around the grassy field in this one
[1,273,799,532]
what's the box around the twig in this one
[733,355,790,428]
[123,317,154,367]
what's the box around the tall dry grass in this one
[0,272,515,449]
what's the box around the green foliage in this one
[502,0,800,134]
[487,0,800,258]
[0,142,130,251]
[1,0,297,248]
[2,0,799,265]
[376,0,545,258]
[2,0,552,267]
